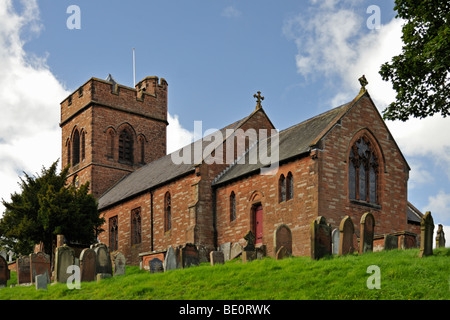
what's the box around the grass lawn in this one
[1,247,449,300]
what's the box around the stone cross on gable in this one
[254,91,264,110]
[358,75,368,93]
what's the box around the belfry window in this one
[349,136,378,204]
[119,130,133,164]
[72,129,80,165]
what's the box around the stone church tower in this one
[60,75,168,198]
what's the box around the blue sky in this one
[0,0,449,241]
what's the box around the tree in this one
[0,160,104,257]
[379,0,450,121]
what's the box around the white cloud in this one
[221,6,242,19]
[167,113,194,154]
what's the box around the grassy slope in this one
[1,248,449,300]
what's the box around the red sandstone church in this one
[60,75,422,265]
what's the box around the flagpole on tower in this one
[133,48,136,87]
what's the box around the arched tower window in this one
[72,129,80,165]
[119,129,133,164]
[230,191,236,222]
[81,131,86,161]
[349,136,379,204]
[165,192,171,232]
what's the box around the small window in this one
[109,216,119,252]
[131,208,141,245]
[287,172,294,200]
[119,130,133,164]
[279,174,286,202]
[72,129,80,165]
[230,191,236,222]
[165,192,171,232]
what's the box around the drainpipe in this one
[150,190,154,252]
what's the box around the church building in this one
[60,75,421,265]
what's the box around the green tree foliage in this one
[0,161,104,256]
[380,0,450,121]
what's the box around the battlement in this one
[60,76,168,127]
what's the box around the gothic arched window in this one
[109,216,119,251]
[230,191,236,222]
[119,129,133,164]
[72,129,80,165]
[279,174,286,202]
[286,172,294,200]
[131,207,141,245]
[165,192,171,232]
[81,131,86,161]
[349,136,379,204]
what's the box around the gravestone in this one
[0,255,10,287]
[35,274,47,290]
[80,248,96,282]
[419,211,434,257]
[274,225,293,255]
[113,252,126,276]
[164,246,178,271]
[219,242,232,261]
[180,243,199,268]
[360,212,375,253]
[339,216,355,255]
[30,252,51,284]
[230,242,243,260]
[93,243,113,275]
[54,245,75,283]
[149,258,164,273]
[436,224,446,248]
[384,234,398,250]
[210,251,225,266]
[310,216,332,260]
[241,251,256,263]
[17,255,31,284]
[331,228,339,255]
[243,231,256,251]
[275,246,290,260]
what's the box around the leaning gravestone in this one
[80,248,96,282]
[230,242,243,260]
[436,224,446,248]
[0,255,10,287]
[384,234,398,250]
[210,251,225,266]
[93,243,113,275]
[274,225,293,256]
[331,228,339,255]
[310,216,332,260]
[30,252,51,284]
[360,212,375,253]
[113,252,126,276]
[180,243,200,268]
[164,246,178,271]
[149,258,164,273]
[17,255,31,284]
[419,211,434,257]
[339,216,355,255]
[54,245,75,283]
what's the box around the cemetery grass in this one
[1,247,449,300]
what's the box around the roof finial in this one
[253,91,264,110]
[358,75,368,94]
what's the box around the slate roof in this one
[212,102,350,186]
[97,111,263,210]
[407,202,423,224]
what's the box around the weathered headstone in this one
[164,246,178,271]
[80,248,96,282]
[30,252,51,284]
[241,251,256,263]
[331,228,339,255]
[149,257,164,273]
[0,255,10,287]
[180,243,199,268]
[275,246,290,260]
[96,273,111,282]
[419,211,434,257]
[360,212,375,253]
[210,251,225,266]
[35,274,47,290]
[54,245,75,283]
[93,243,113,275]
[243,231,256,251]
[113,252,126,276]
[274,224,293,255]
[436,224,446,248]
[310,216,332,260]
[384,234,398,250]
[56,234,65,248]
[17,255,31,284]
[219,242,231,261]
[230,242,243,260]
[339,216,355,255]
